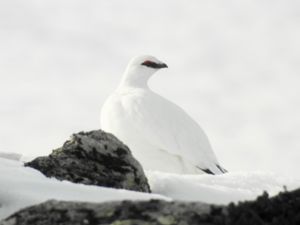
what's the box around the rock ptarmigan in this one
[100,55,226,175]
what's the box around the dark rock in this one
[25,130,150,193]
[2,188,300,225]
[0,200,211,225]
[225,189,300,225]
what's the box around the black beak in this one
[158,63,168,69]
[141,61,168,69]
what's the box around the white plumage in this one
[101,55,226,174]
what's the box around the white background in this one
[1,0,299,177]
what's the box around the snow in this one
[1,155,299,220]
[0,157,169,220]
[147,171,300,204]
[0,152,22,161]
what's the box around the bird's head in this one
[129,55,168,70]
[120,55,168,88]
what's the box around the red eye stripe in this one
[142,60,154,66]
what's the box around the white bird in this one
[101,55,226,175]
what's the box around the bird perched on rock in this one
[101,55,226,175]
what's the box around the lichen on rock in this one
[25,130,150,192]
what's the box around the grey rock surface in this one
[0,199,212,225]
[1,188,300,225]
[25,130,150,192]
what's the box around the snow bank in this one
[147,171,300,204]
[0,152,22,161]
[0,158,168,220]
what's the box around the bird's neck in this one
[118,68,154,89]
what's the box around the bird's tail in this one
[197,164,227,175]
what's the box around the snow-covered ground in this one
[0,0,300,177]
[0,157,169,220]
[1,156,299,220]
[148,171,299,204]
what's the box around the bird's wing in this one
[120,90,224,174]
